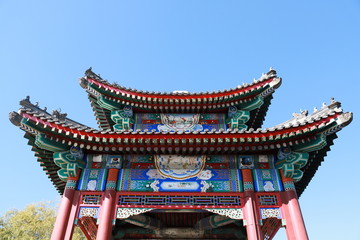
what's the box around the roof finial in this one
[292,109,308,118]
[266,67,277,76]
[52,109,67,121]
[85,67,92,75]
[84,67,102,80]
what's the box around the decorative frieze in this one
[105,181,116,190]
[243,181,254,191]
[116,208,154,219]
[106,155,123,169]
[65,179,78,190]
[118,155,243,192]
[78,207,100,218]
[118,194,241,206]
[260,208,282,219]
[205,208,243,220]
[282,181,296,191]
[78,168,108,191]
[252,169,283,192]
[258,195,278,206]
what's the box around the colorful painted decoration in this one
[86,154,107,169]
[237,95,264,111]
[77,154,108,191]
[53,146,86,181]
[76,154,285,192]
[117,155,243,192]
[111,106,134,131]
[155,155,206,180]
[78,168,108,191]
[159,114,202,131]
[236,155,275,169]
[276,147,309,182]
[35,133,68,152]
[97,95,121,111]
[227,106,250,129]
[293,134,327,152]
[106,155,123,169]
[133,113,226,131]
[237,155,254,169]
[252,169,283,192]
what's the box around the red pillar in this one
[64,191,81,239]
[96,168,119,240]
[241,169,262,240]
[281,176,309,240]
[51,176,80,240]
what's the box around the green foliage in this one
[0,202,85,240]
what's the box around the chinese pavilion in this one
[9,68,352,240]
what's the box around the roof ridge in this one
[81,67,279,96]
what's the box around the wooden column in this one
[64,191,81,239]
[96,168,119,240]
[51,175,80,240]
[281,176,309,240]
[241,169,262,240]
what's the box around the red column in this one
[64,191,81,239]
[281,176,309,240]
[96,168,119,240]
[51,175,80,240]
[241,169,262,240]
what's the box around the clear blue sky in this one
[1,1,359,239]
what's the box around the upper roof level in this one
[9,69,352,196]
[80,68,281,130]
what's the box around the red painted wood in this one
[51,185,76,240]
[96,190,117,240]
[64,191,81,240]
[21,111,339,143]
[281,190,309,240]
[243,190,263,240]
[96,169,119,240]
[78,217,97,240]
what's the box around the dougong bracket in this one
[276,147,308,182]
[227,106,250,130]
[111,106,134,131]
[53,146,86,181]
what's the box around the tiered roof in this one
[80,68,281,130]
[9,69,352,196]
